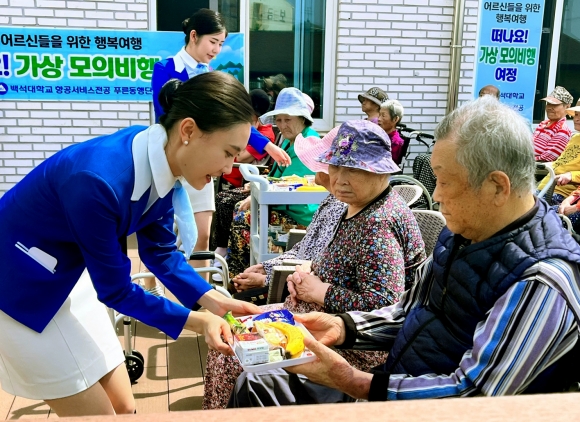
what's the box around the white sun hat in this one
[259,87,314,125]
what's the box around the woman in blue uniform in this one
[151,9,289,285]
[0,71,260,417]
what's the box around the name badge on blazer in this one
[15,242,58,274]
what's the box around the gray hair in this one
[434,96,535,195]
[380,99,404,123]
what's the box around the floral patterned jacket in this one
[313,186,426,314]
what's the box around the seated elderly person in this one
[228,126,346,295]
[549,100,580,232]
[478,84,500,99]
[358,87,388,124]
[212,90,312,260]
[537,100,580,210]
[533,86,573,162]
[228,96,580,407]
[211,88,320,278]
[203,120,426,409]
[378,99,405,165]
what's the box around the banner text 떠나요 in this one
[473,2,545,122]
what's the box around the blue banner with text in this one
[473,2,545,122]
[0,27,244,102]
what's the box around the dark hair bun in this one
[181,17,190,34]
[250,89,271,116]
[158,79,182,115]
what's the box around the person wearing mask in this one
[0,72,260,417]
[219,89,276,191]
[213,91,316,263]
[213,89,276,261]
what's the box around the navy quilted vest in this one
[383,200,580,381]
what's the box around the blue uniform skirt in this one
[0,270,124,400]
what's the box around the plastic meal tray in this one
[231,315,317,373]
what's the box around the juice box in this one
[233,333,270,365]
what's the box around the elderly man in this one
[533,86,573,162]
[478,84,500,99]
[228,97,580,407]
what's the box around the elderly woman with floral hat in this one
[202,120,426,409]
[223,87,320,278]
[226,126,345,295]
[533,86,573,162]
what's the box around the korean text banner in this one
[0,27,244,102]
[473,2,545,122]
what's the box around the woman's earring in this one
[184,140,189,146]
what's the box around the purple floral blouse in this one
[313,187,426,314]
[261,194,347,285]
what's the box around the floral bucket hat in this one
[316,120,400,174]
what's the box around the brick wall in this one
[334,0,479,170]
[0,0,481,194]
[0,0,150,196]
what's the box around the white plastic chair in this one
[412,210,446,257]
[392,185,423,207]
[390,175,434,210]
[559,214,573,233]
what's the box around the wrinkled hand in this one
[288,268,330,305]
[232,272,267,292]
[559,205,578,216]
[294,312,345,346]
[556,172,572,186]
[244,263,266,275]
[238,196,252,212]
[264,142,292,167]
[242,182,251,193]
[285,337,370,399]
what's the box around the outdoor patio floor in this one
[1,236,210,419]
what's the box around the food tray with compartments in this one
[230,314,317,373]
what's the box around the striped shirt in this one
[533,117,572,162]
[346,257,580,400]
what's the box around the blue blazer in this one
[0,126,212,339]
[152,57,189,122]
[151,57,270,152]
